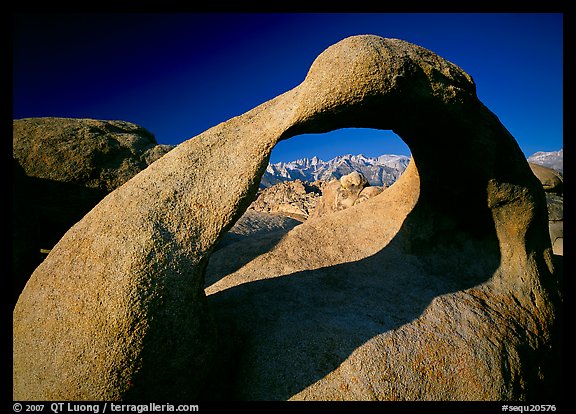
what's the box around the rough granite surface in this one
[14,35,561,401]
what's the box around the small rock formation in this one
[529,163,563,255]
[14,35,560,401]
[529,162,563,194]
[12,118,174,303]
[355,185,384,205]
[547,195,563,255]
[310,171,383,219]
[248,179,321,221]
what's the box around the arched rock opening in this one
[13,35,560,401]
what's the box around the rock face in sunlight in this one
[309,171,383,219]
[248,179,322,221]
[14,35,560,401]
[529,162,563,194]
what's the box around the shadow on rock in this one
[206,196,502,400]
[12,165,107,306]
[207,227,298,288]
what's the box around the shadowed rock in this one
[12,118,174,304]
[13,118,171,192]
[529,163,563,256]
[14,35,560,400]
[215,209,301,250]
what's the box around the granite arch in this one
[14,35,560,400]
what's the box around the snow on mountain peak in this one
[261,153,411,188]
[261,149,563,189]
[527,149,563,174]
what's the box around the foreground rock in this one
[12,118,174,303]
[14,35,560,400]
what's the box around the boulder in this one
[248,179,321,221]
[12,118,171,192]
[337,171,369,209]
[310,172,382,218]
[355,185,384,205]
[528,162,563,256]
[14,35,560,401]
[546,194,563,256]
[529,162,563,194]
[12,118,174,303]
[340,170,368,192]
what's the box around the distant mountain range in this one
[527,149,563,174]
[259,149,563,188]
[261,154,411,188]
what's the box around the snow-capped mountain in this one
[260,148,563,189]
[260,153,411,188]
[527,149,563,174]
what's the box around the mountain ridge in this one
[527,149,563,174]
[261,148,563,188]
[262,153,411,188]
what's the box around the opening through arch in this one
[204,122,504,400]
[269,127,411,164]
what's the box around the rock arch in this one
[13,35,560,400]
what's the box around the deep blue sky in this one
[12,13,563,163]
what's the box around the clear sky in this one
[12,12,563,163]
